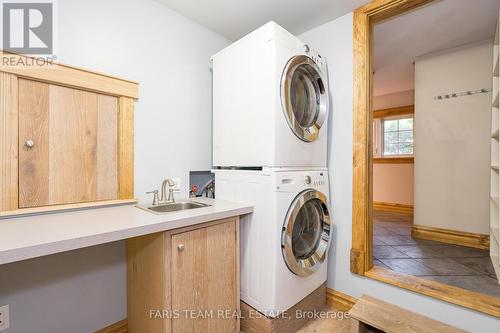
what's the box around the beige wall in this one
[374,164,414,205]
[373,91,415,206]
[414,41,492,234]
[374,89,415,110]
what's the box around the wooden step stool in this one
[348,295,468,333]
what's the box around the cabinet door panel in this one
[18,80,119,208]
[18,79,50,208]
[171,221,237,333]
[48,84,98,204]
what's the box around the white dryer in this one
[213,168,331,316]
[212,21,330,168]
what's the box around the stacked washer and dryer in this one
[211,22,332,318]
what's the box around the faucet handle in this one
[146,190,159,206]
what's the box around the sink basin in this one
[139,201,211,214]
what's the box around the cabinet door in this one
[18,79,118,208]
[171,221,238,333]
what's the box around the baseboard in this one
[373,201,413,214]
[411,225,490,250]
[326,288,358,311]
[95,319,127,333]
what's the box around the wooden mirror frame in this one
[351,0,500,318]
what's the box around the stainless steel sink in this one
[139,200,211,214]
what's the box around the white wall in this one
[414,42,492,234]
[299,13,500,332]
[0,0,229,332]
[0,242,126,333]
[56,0,229,200]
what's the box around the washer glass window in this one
[282,55,328,142]
[282,190,331,276]
[292,199,323,259]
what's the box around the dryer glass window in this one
[292,199,323,259]
[291,65,321,128]
[281,55,328,142]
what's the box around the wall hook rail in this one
[434,88,490,100]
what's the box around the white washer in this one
[213,168,331,316]
[212,21,329,168]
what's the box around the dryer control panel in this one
[274,170,328,193]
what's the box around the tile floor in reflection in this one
[372,210,500,298]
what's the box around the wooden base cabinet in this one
[127,217,240,333]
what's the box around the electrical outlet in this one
[171,177,181,192]
[0,304,10,331]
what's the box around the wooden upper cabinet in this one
[18,80,119,208]
[0,52,138,214]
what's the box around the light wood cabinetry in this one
[127,217,240,333]
[0,52,138,215]
[18,80,119,207]
[491,13,500,284]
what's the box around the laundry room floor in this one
[372,210,500,298]
[296,307,351,333]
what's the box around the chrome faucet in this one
[160,178,176,204]
[146,190,160,206]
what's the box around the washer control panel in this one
[275,170,327,192]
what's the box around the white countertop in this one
[0,198,253,265]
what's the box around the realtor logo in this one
[2,1,53,54]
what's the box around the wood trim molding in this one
[0,51,138,98]
[373,201,414,214]
[0,72,18,211]
[118,97,135,199]
[352,6,373,275]
[355,0,435,22]
[373,157,414,164]
[95,319,127,333]
[366,266,500,318]
[412,225,490,250]
[374,105,414,118]
[326,288,358,311]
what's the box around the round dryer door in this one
[281,55,328,142]
[281,189,331,276]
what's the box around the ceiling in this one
[374,0,500,96]
[157,0,367,41]
[157,0,499,97]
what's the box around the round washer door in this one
[281,189,331,276]
[281,55,328,142]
